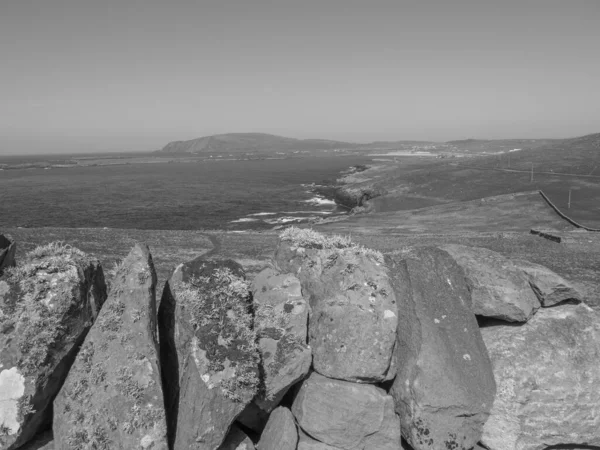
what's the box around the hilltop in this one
[158,132,355,154]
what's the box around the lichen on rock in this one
[172,266,259,402]
[159,257,260,450]
[0,242,106,449]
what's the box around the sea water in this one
[0,156,373,230]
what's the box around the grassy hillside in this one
[340,133,600,227]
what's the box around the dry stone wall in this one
[0,229,596,450]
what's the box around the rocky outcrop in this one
[274,228,397,382]
[292,372,399,449]
[481,304,600,450]
[441,244,541,322]
[0,243,106,450]
[251,268,311,411]
[53,244,168,449]
[0,235,16,275]
[334,183,386,210]
[388,247,496,450]
[256,407,297,450]
[512,259,582,306]
[158,257,260,450]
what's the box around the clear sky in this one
[1,0,599,154]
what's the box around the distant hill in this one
[444,138,557,154]
[158,133,355,154]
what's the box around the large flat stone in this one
[292,372,396,449]
[512,258,582,307]
[481,304,600,450]
[158,257,259,450]
[441,244,541,322]
[389,247,496,450]
[53,243,168,449]
[0,243,106,449]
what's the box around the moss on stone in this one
[173,266,260,403]
[1,242,89,377]
[279,227,384,263]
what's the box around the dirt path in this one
[203,234,222,258]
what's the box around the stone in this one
[158,257,260,450]
[388,247,496,450]
[218,424,255,450]
[297,429,343,450]
[481,304,600,450]
[0,243,106,450]
[256,406,297,450]
[441,244,541,322]
[274,228,397,382]
[512,258,582,307]
[251,268,311,410]
[53,243,168,450]
[292,372,396,449]
[360,395,402,450]
[0,235,16,275]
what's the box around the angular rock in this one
[54,243,168,449]
[256,406,297,450]
[292,372,396,449]
[0,243,106,450]
[251,268,311,410]
[159,257,259,450]
[218,424,255,450]
[0,235,16,275]
[512,258,582,307]
[388,247,496,450]
[274,228,397,382]
[481,304,600,450]
[297,429,343,450]
[334,183,386,210]
[441,244,541,322]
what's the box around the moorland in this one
[2,131,600,308]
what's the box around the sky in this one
[1,0,599,154]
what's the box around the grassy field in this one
[4,222,599,311]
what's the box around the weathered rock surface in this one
[251,268,311,410]
[159,257,259,450]
[389,247,496,450]
[53,243,168,449]
[481,304,600,450]
[218,424,255,450]
[297,429,343,450]
[360,395,402,450]
[292,372,398,449]
[334,183,386,210]
[274,229,397,382]
[0,243,106,449]
[512,258,582,307]
[0,235,16,275]
[256,406,297,450]
[441,244,541,322]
